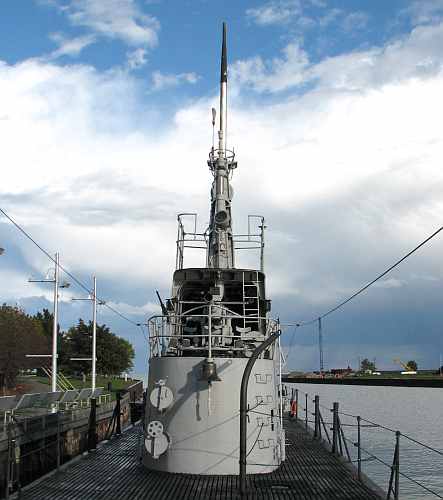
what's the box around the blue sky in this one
[1,0,443,374]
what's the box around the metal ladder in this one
[41,366,75,391]
[242,271,260,329]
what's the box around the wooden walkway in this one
[17,421,383,499]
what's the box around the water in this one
[288,384,443,499]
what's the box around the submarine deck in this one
[16,420,383,499]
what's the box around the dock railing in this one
[278,386,443,500]
[1,392,130,499]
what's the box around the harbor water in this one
[290,383,443,499]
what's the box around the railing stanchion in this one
[394,431,400,500]
[88,398,97,451]
[5,423,11,500]
[116,392,122,436]
[314,395,320,439]
[295,389,299,421]
[57,411,61,471]
[332,402,338,455]
[357,416,361,481]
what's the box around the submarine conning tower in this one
[143,23,283,476]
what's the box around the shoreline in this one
[283,376,443,387]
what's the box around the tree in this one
[406,360,417,371]
[33,308,55,339]
[360,358,376,373]
[0,304,50,389]
[61,319,134,376]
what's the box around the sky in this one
[1,0,443,375]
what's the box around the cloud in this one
[246,0,369,38]
[232,21,443,93]
[402,0,443,26]
[3,19,443,371]
[47,0,160,47]
[246,0,302,26]
[126,47,147,70]
[48,32,96,58]
[151,71,200,91]
[231,42,309,93]
[342,11,369,33]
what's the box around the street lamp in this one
[28,252,69,392]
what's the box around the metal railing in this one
[147,308,279,359]
[2,394,128,499]
[283,386,443,500]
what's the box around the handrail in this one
[284,385,443,499]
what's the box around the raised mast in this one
[207,22,236,269]
[218,22,227,156]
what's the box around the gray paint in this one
[143,356,282,474]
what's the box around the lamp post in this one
[71,276,100,391]
[28,253,69,392]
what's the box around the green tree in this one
[0,304,50,389]
[406,360,417,371]
[360,358,376,373]
[33,308,55,339]
[61,319,134,376]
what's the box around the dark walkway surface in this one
[18,422,383,499]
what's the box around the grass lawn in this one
[27,374,136,394]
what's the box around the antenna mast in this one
[207,22,236,269]
[219,22,227,157]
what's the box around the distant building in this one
[330,367,353,377]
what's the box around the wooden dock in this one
[16,421,383,499]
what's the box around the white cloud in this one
[402,0,443,26]
[231,42,309,93]
[126,47,147,70]
[151,70,200,91]
[48,32,96,58]
[342,11,369,33]
[2,19,443,371]
[246,0,302,26]
[49,0,159,47]
[232,21,443,94]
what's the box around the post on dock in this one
[295,389,299,421]
[116,392,122,436]
[394,431,400,500]
[356,416,361,480]
[314,395,320,439]
[332,402,339,454]
[387,431,400,499]
[56,411,61,471]
[88,398,97,451]
[5,423,11,500]
[305,393,308,429]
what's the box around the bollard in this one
[332,402,339,454]
[357,416,361,481]
[314,396,320,439]
[88,398,97,451]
